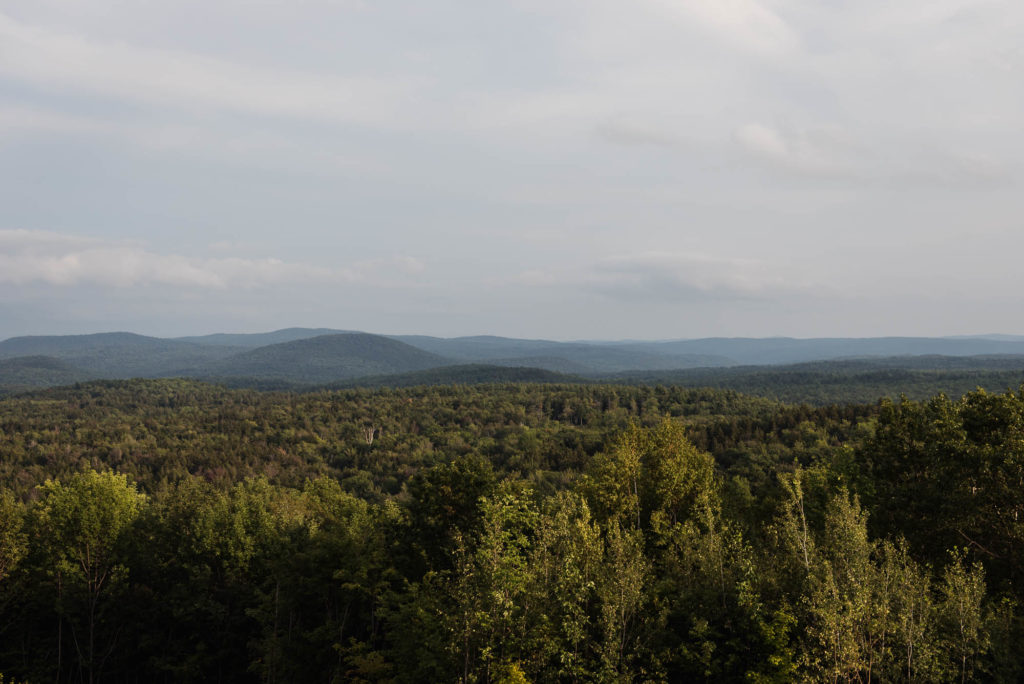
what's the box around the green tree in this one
[33,470,146,684]
[582,424,644,530]
[597,520,646,681]
[0,491,26,584]
[471,484,538,679]
[524,491,603,681]
[403,454,497,574]
[804,490,881,683]
[939,550,988,683]
[642,420,717,529]
[878,539,940,683]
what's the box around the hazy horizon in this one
[3,325,1024,345]
[2,2,1022,340]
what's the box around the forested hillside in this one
[0,379,1021,682]
[7,330,1024,396]
[0,356,89,394]
[0,332,243,378]
[201,333,451,383]
[613,357,1024,404]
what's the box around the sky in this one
[0,0,1022,340]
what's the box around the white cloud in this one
[733,122,856,177]
[0,103,106,137]
[652,0,800,57]
[595,251,794,299]
[0,228,101,250]
[0,102,381,181]
[732,122,1013,184]
[0,229,424,289]
[595,120,693,150]
[734,123,788,160]
[0,12,412,125]
[0,1,1023,337]
[387,255,426,275]
[513,251,809,302]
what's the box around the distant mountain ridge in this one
[605,355,1024,405]
[0,332,243,377]
[637,336,1024,365]
[387,335,734,371]
[4,328,1024,395]
[199,333,450,383]
[175,328,356,348]
[0,356,90,394]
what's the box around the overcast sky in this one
[1,0,1022,340]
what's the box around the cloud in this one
[387,255,426,275]
[0,1,1023,339]
[0,229,423,289]
[0,12,412,125]
[594,251,792,300]
[0,229,101,251]
[513,251,807,302]
[0,102,380,182]
[652,0,800,57]
[0,104,107,138]
[733,122,856,177]
[595,121,693,150]
[732,122,1013,185]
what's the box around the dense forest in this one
[0,379,1022,682]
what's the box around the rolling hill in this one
[637,336,1024,365]
[176,327,355,348]
[5,330,1024,395]
[607,355,1024,404]
[390,335,734,372]
[0,356,91,396]
[325,363,586,389]
[0,332,243,377]
[200,333,453,383]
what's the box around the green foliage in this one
[33,470,145,589]
[939,550,989,682]
[0,355,89,396]
[330,364,586,389]
[615,359,1024,405]
[524,492,603,679]
[493,661,530,684]
[597,520,647,680]
[863,390,1024,591]
[31,470,145,683]
[0,332,243,380]
[0,380,1022,682]
[0,491,25,583]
